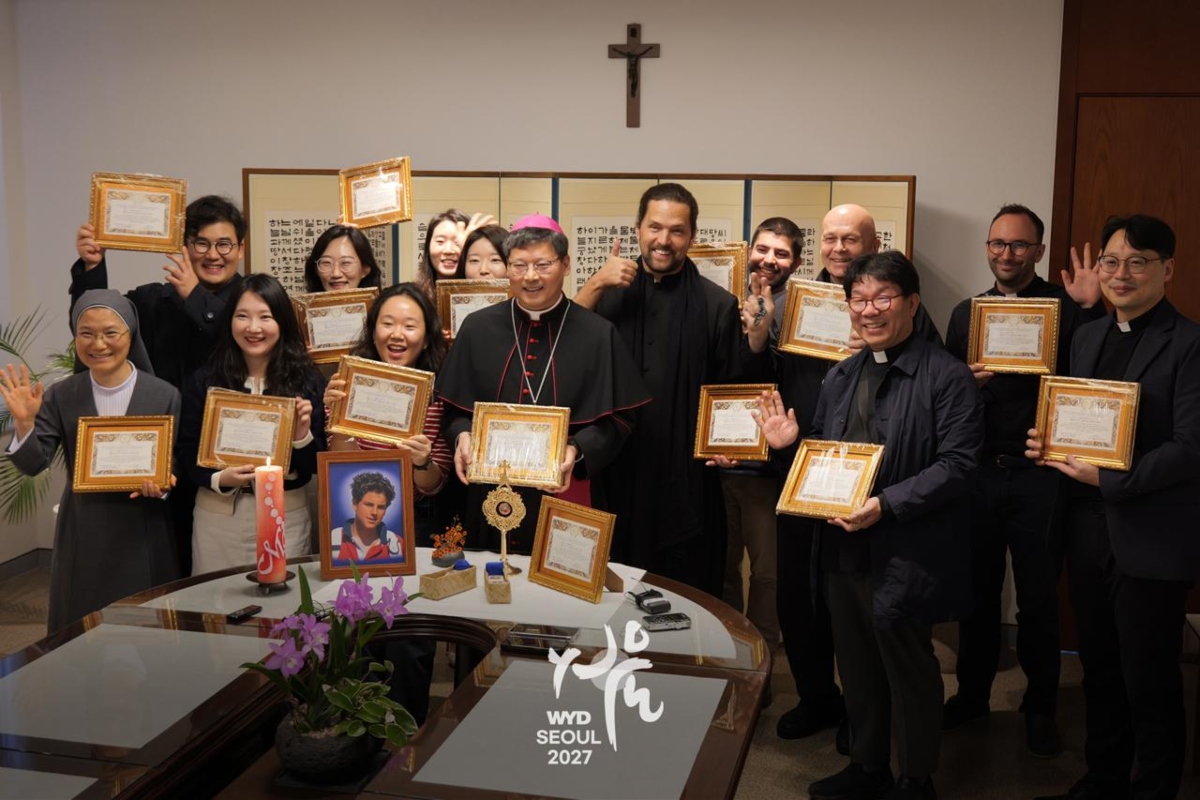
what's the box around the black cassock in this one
[436,297,650,553]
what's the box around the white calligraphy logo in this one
[548,622,663,751]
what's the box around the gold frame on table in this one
[777,439,885,519]
[338,157,413,227]
[197,388,296,472]
[967,296,1061,374]
[528,497,615,604]
[292,288,379,364]
[688,242,748,297]
[1034,376,1139,471]
[693,383,776,462]
[317,450,416,580]
[72,415,174,493]
[327,355,434,445]
[778,279,854,361]
[467,402,570,490]
[88,172,187,253]
[435,279,511,340]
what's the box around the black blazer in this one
[1072,299,1200,581]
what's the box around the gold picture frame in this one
[694,383,776,462]
[467,402,570,489]
[292,287,378,364]
[72,415,174,493]
[967,296,1061,374]
[689,242,748,297]
[778,439,885,519]
[327,355,434,445]
[318,450,416,580]
[778,279,854,361]
[338,156,413,228]
[1034,376,1140,471]
[88,172,187,253]
[529,497,615,604]
[435,279,511,339]
[197,388,296,473]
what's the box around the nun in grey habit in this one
[3,289,181,634]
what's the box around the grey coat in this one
[9,371,181,633]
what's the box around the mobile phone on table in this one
[642,612,692,632]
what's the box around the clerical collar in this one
[1112,298,1164,335]
[514,293,565,321]
[866,333,914,365]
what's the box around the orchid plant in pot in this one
[242,568,419,785]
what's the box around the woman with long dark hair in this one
[302,225,383,293]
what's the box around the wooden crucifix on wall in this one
[608,23,660,128]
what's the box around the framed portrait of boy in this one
[778,439,885,519]
[435,279,511,340]
[694,383,775,462]
[338,156,413,228]
[292,288,378,364]
[318,450,416,579]
[1034,376,1140,471]
[89,172,187,253]
[196,388,296,472]
[778,278,854,361]
[73,415,175,493]
[528,497,615,604]
[967,296,1060,374]
[688,242,748,297]
[327,356,434,445]
[467,402,570,490]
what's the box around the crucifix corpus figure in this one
[608,23,660,128]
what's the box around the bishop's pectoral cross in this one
[608,23,660,128]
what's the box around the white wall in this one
[1,0,1065,559]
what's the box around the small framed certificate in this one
[529,497,615,604]
[88,172,187,253]
[778,279,854,361]
[327,356,434,445]
[694,383,776,461]
[318,450,416,580]
[72,415,174,493]
[967,297,1061,374]
[467,402,570,489]
[689,242,748,297]
[435,279,511,339]
[292,288,378,364]
[1034,376,1140,471]
[338,157,413,228]
[197,388,296,473]
[778,439,885,519]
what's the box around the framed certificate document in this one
[967,297,1061,374]
[435,279,511,339]
[292,288,378,364]
[89,172,187,253]
[197,389,296,473]
[689,242,748,297]
[327,356,434,445]
[529,497,615,604]
[1034,376,1140,470]
[694,383,776,461]
[467,403,570,489]
[778,439,885,519]
[72,415,174,493]
[778,279,854,361]
[338,157,413,227]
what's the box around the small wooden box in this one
[484,573,511,604]
[419,565,477,600]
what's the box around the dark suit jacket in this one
[1072,300,1200,581]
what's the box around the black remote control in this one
[225,604,262,624]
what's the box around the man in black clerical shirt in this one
[942,204,1104,758]
[760,251,982,800]
[574,183,772,596]
[1028,215,1200,800]
[437,216,649,553]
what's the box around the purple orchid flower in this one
[297,613,331,661]
[377,577,410,628]
[264,636,307,678]
[333,574,375,623]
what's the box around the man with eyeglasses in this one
[758,250,982,800]
[1026,215,1200,800]
[437,215,650,554]
[942,204,1104,759]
